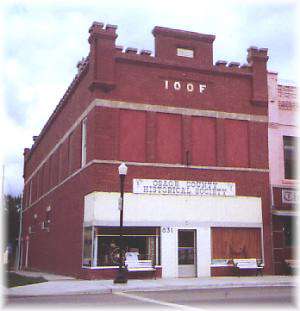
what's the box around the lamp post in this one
[113,163,128,284]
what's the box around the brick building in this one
[268,73,297,275]
[21,22,273,279]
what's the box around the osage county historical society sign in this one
[133,179,236,197]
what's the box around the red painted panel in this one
[249,122,268,169]
[224,119,249,167]
[69,125,82,173]
[191,117,216,166]
[50,149,59,188]
[156,113,182,164]
[43,160,50,195]
[119,110,146,162]
[31,174,37,203]
[273,248,284,262]
[59,138,69,181]
[273,231,284,248]
[94,108,119,160]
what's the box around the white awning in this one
[272,210,297,217]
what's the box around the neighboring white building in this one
[268,72,298,274]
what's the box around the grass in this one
[6,272,48,288]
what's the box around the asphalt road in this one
[6,286,296,309]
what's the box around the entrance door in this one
[178,230,197,277]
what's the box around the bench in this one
[125,252,156,279]
[233,258,264,276]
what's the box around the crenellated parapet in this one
[88,22,118,92]
[247,46,269,106]
[214,60,252,73]
[28,21,270,159]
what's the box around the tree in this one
[4,195,22,268]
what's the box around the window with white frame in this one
[81,118,87,167]
[82,227,160,267]
[283,136,298,180]
[176,47,194,58]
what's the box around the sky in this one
[0,0,298,197]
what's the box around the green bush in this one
[6,272,47,288]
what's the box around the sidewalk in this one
[5,270,296,297]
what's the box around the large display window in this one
[82,226,160,267]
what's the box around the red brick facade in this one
[21,23,273,278]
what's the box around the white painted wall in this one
[84,192,262,227]
[84,192,263,277]
[196,227,211,277]
[161,227,178,278]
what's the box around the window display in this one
[82,227,160,267]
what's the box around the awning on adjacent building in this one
[272,210,297,217]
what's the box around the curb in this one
[6,282,295,297]
[110,282,295,293]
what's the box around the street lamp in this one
[114,162,128,284]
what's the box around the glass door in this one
[178,229,197,277]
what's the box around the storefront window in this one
[82,227,93,266]
[95,227,160,267]
[211,227,262,265]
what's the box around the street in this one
[6,286,296,309]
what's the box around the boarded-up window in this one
[211,227,262,259]
[224,120,249,167]
[192,117,216,166]
[69,127,81,173]
[119,110,146,162]
[156,113,182,164]
[81,118,87,167]
[43,160,50,194]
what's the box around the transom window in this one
[176,48,194,58]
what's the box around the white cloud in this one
[0,0,296,196]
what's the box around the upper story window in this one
[29,180,32,206]
[283,136,297,180]
[176,48,194,58]
[81,118,87,167]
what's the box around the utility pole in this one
[15,196,23,270]
[1,165,4,210]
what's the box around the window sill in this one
[282,179,298,185]
[82,265,162,269]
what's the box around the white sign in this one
[164,80,207,93]
[133,179,235,197]
[282,189,298,204]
